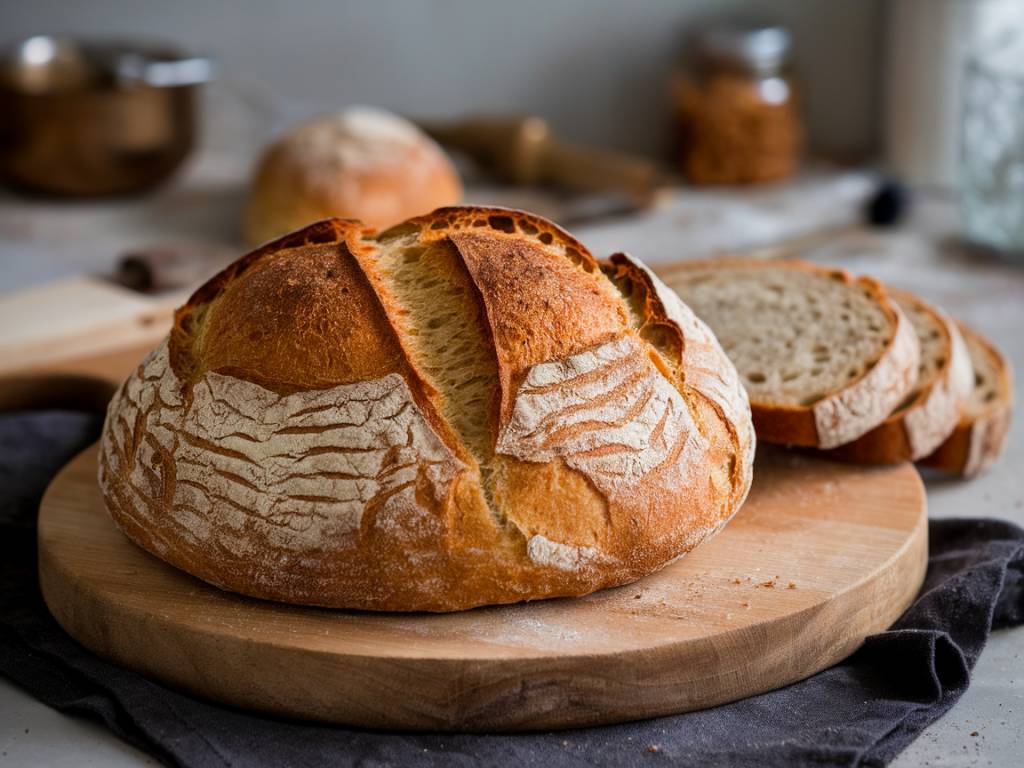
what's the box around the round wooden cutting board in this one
[38,444,927,732]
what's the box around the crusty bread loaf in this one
[825,289,973,463]
[661,258,920,449]
[99,207,754,612]
[242,108,462,247]
[921,323,1013,477]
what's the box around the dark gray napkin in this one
[1,410,1022,768]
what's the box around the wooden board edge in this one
[37,448,929,732]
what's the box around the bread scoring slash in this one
[99,208,754,611]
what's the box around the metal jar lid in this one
[694,24,792,75]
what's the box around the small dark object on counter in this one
[114,244,235,293]
[865,179,910,227]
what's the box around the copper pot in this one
[0,37,212,197]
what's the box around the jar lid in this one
[695,24,791,73]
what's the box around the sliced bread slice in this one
[660,258,920,449]
[921,323,1013,477]
[825,288,974,463]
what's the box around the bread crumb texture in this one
[665,259,920,449]
[672,265,891,405]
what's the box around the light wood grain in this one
[0,279,172,411]
[38,444,927,731]
[0,277,183,376]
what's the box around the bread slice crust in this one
[921,323,1013,477]
[100,208,754,611]
[825,289,973,463]
[660,258,920,449]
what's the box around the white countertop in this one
[1,164,1022,766]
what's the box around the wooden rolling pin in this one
[418,115,671,206]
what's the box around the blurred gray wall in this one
[1,0,883,158]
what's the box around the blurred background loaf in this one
[242,108,462,245]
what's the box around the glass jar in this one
[672,24,803,185]
[960,38,1024,258]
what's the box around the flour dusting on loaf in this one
[101,342,463,567]
[497,335,707,497]
[100,210,755,611]
[298,107,428,171]
[617,253,755,495]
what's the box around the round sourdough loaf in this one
[99,208,754,611]
[242,108,462,246]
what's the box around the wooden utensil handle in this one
[540,142,661,203]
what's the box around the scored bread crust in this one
[659,258,920,450]
[99,207,754,611]
[825,289,974,463]
[603,253,755,514]
[921,323,1014,477]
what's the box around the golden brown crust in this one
[388,205,596,256]
[100,208,755,611]
[450,232,627,368]
[170,217,462,452]
[192,238,406,389]
[921,323,1014,477]
[659,257,920,449]
[448,232,627,421]
[379,206,630,426]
